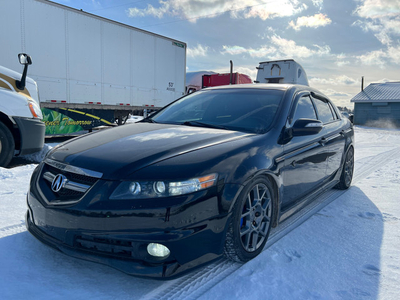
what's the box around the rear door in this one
[311,94,346,179]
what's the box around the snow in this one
[1,126,400,299]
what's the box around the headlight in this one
[110,173,218,199]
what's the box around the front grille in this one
[46,165,98,186]
[38,159,102,204]
[56,188,85,199]
[75,235,136,259]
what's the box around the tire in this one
[335,146,354,190]
[224,176,274,262]
[0,122,15,168]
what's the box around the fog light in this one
[147,243,170,258]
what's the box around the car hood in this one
[47,123,254,179]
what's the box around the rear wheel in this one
[335,146,354,190]
[224,177,274,262]
[0,122,15,168]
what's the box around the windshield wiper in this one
[140,118,157,123]
[182,121,229,130]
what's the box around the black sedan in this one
[26,84,354,278]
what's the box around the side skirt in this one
[278,179,339,223]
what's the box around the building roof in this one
[351,82,400,103]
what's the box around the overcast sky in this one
[53,0,400,108]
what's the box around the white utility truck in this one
[0,0,186,135]
[0,54,45,167]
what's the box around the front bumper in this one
[26,189,230,279]
[13,117,45,155]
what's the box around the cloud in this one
[270,35,331,58]
[309,75,360,86]
[231,0,307,20]
[222,45,276,57]
[336,60,350,67]
[353,0,400,45]
[375,78,400,83]
[335,53,350,66]
[387,45,400,64]
[234,66,258,81]
[187,44,209,57]
[127,0,307,22]
[221,45,249,56]
[222,35,331,59]
[356,45,400,67]
[321,88,352,98]
[354,0,400,19]
[312,0,324,9]
[289,13,332,31]
[374,30,392,45]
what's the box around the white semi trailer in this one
[0,0,186,135]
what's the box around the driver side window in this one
[292,96,317,123]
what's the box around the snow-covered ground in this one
[1,126,399,299]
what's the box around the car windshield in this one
[150,88,284,133]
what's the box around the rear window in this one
[152,89,284,133]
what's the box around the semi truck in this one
[255,59,309,85]
[0,0,186,135]
[0,54,45,167]
[185,61,252,94]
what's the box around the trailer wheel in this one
[0,122,15,168]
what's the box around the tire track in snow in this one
[353,147,399,183]
[0,222,26,238]
[144,146,400,300]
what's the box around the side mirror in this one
[16,53,32,90]
[18,53,32,65]
[292,118,323,136]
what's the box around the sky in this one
[51,0,400,108]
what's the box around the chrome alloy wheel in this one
[239,183,272,252]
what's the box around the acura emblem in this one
[51,174,67,192]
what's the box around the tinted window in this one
[292,96,317,123]
[313,98,335,123]
[152,89,284,133]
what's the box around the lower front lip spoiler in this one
[25,210,172,278]
[25,210,221,279]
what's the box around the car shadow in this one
[193,186,386,299]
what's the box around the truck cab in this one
[0,53,45,167]
[255,59,309,86]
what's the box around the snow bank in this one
[20,143,53,163]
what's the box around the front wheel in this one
[0,122,15,168]
[224,177,275,262]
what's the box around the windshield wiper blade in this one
[182,121,228,130]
